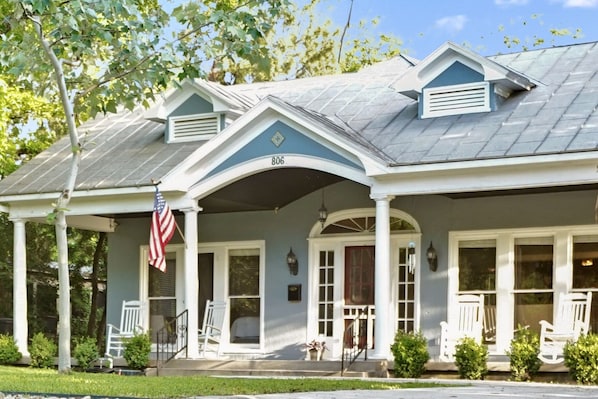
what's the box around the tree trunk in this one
[87,232,106,338]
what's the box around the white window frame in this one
[449,224,598,355]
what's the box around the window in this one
[318,250,334,337]
[572,235,598,333]
[228,248,260,344]
[148,258,176,343]
[513,237,553,335]
[457,239,496,343]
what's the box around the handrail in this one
[156,309,188,370]
[340,305,369,376]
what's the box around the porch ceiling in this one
[197,168,345,214]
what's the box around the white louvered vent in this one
[167,113,220,143]
[422,82,491,119]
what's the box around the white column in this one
[11,218,28,356]
[371,194,394,359]
[183,205,201,358]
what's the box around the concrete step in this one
[151,359,378,378]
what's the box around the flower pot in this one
[309,349,323,361]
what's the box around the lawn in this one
[0,366,444,398]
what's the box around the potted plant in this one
[306,338,328,361]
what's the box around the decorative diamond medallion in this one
[271,131,285,147]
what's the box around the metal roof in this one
[0,42,596,197]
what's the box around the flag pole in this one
[151,179,186,245]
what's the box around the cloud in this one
[561,0,598,7]
[435,15,468,34]
[494,0,529,5]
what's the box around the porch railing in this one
[341,305,369,376]
[156,309,188,368]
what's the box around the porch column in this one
[11,218,28,356]
[371,194,394,359]
[182,205,201,358]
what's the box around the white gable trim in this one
[392,41,534,99]
[160,97,389,192]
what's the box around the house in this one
[1,41,597,363]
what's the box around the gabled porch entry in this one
[307,209,421,359]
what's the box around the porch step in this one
[151,359,380,378]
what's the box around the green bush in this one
[506,325,542,382]
[29,332,57,368]
[454,337,488,380]
[123,332,151,370]
[564,333,598,385]
[390,330,430,378]
[73,336,99,370]
[0,334,22,364]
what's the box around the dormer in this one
[391,42,535,119]
[144,79,257,143]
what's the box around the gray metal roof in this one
[0,41,596,197]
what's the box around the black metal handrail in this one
[156,309,188,369]
[340,305,369,376]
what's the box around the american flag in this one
[148,187,176,272]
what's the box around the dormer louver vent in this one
[167,113,220,143]
[422,82,491,119]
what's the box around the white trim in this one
[307,207,422,359]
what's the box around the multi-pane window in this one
[397,246,415,333]
[318,250,334,337]
[513,237,553,335]
[228,248,260,344]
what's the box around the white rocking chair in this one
[105,300,144,358]
[538,292,592,364]
[439,294,484,362]
[198,300,227,358]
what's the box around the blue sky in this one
[162,0,598,58]
[313,0,598,57]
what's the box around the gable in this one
[206,120,364,179]
[426,61,484,88]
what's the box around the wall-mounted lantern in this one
[287,247,298,275]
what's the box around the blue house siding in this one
[426,61,484,88]
[207,121,363,179]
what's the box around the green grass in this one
[0,366,444,398]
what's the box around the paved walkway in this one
[195,379,598,399]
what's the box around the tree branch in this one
[338,0,354,64]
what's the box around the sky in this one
[311,0,598,58]
[161,0,598,59]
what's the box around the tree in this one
[0,0,290,373]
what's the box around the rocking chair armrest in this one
[106,323,121,334]
[539,320,555,332]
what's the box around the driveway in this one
[196,379,598,399]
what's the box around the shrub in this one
[454,337,488,380]
[390,330,430,378]
[123,332,151,370]
[0,334,22,364]
[29,332,57,368]
[73,336,99,370]
[564,333,598,385]
[506,325,542,382]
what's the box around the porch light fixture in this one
[318,189,328,228]
[287,247,299,275]
[408,242,416,274]
[427,241,438,272]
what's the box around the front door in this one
[344,246,375,349]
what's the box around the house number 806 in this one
[271,156,285,165]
